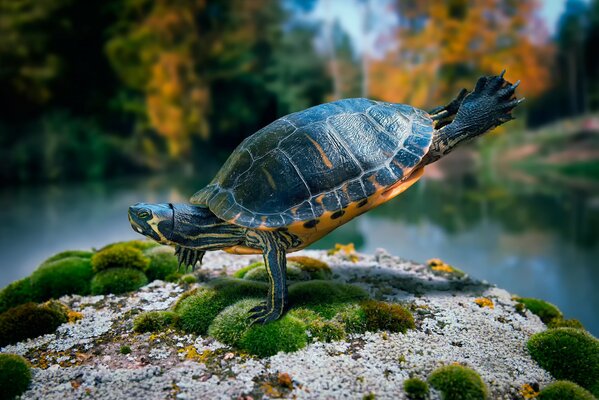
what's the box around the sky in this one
[310,0,585,55]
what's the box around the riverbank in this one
[3,247,593,399]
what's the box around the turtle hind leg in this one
[245,230,291,325]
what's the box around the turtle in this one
[129,71,522,324]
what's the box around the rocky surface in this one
[1,249,553,399]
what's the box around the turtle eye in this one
[137,209,151,219]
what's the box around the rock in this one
[1,249,554,399]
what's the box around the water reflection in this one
[0,169,597,335]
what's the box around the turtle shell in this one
[191,98,433,233]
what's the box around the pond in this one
[1,163,598,336]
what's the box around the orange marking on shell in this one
[305,134,333,168]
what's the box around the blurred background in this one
[1,0,598,334]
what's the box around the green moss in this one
[30,257,94,300]
[145,252,180,282]
[180,274,197,284]
[208,298,261,346]
[0,279,34,314]
[0,301,68,347]
[333,304,368,334]
[119,345,132,355]
[90,268,148,295]
[547,318,585,330]
[403,377,429,400]
[91,245,149,273]
[243,264,306,282]
[287,256,332,280]
[101,240,159,252]
[233,262,264,278]
[428,365,488,400]
[361,300,415,333]
[42,250,93,265]
[516,298,563,324]
[527,328,599,396]
[239,314,308,357]
[133,311,179,333]
[0,354,31,400]
[288,280,369,317]
[175,280,267,335]
[537,381,596,400]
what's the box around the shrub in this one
[0,279,34,313]
[175,280,267,335]
[90,268,148,295]
[30,257,94,300]
[537,381,596,400]
[527,328,599,396]
[287,256,332,279]
[0,354,31,400]
[0,301,68,346]
[145,252,180,282]
[133,311,179,333]
[91,245,149,273]
[361,300,415,333]
[428,365,488,400]
[42,250,93,265]
[239,314,308,357]
[516,298,562,325]
[208,298,261,346]
[403,377,429,400]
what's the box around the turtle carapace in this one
[129,71,522,324]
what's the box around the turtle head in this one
[128,203,174,244]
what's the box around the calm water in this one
[1,168,598,335]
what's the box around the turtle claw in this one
[247,301,284,325]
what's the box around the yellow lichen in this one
[180,345,215,363]
[277,372,293,389]
[519,383,539,399]
[67,311,84,323]
[432,264,455,273]
[474,297,494,309]
[287,256,330,272]
[327,243,359,262]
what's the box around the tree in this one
[369,0,553,110]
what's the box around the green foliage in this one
[0,301,68,347]
[119,345,132,355]
[0,354,32,400]
[288,280,369,315]
[208,298,261,346]
[515,298,563,324]
[133,311,178,333]
[92,245,150,273]
[145,252,180,282]
[361,301,415,333]
[527,328,599,396]
[403,377,430,400]
[30,257,94,300]
[537,381,596,400]
[90,268,148,295]
[175,279,267,335]
[0,279,34,314]
[42,250,93,265]
[428,365,488,400]
[238,315,308,357]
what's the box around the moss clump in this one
[287,256,332,279]
[537,381,596,400]
[516,297,562,324]
[361,300,415,333]
[90,268,148,295]
[0,301,68,346]
[238,314,308,357]
[0,279,34,314]
[243,264,306,282]
[119,345,132,355]
[0,354,31,400]
[334,304,368,334]
[30,257,94,300]
[547,318,585,329]
[175,279,267,335]
[101,240,159,252]
[289,308,346,342]
[208,298,260,346]
[91,245,149,273]
[180,274,197,284]
[42,250,93,265]
[428,365,487,400]
[403,377,429,400]
[133,311,178,333]
[144,252,180,282]
[232,262,263,279]
[288,280,369,317]
[527,328,599,396]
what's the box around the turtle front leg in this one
[245,230,290,324]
